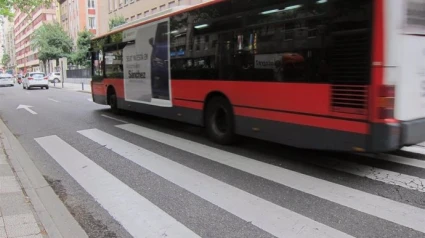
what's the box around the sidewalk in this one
[0,120,87,238]
[0,141,46,238]
[49,82,91,93]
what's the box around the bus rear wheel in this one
[109,94,120,114]
[205,96,236,145]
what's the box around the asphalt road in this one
[1,84,425,238]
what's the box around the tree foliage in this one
[1,53,10,66]
[0,0,52,19]
[109,15,126,30]
[71,30,93,67]
[31,22,73,66]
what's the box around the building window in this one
[88,0,95,8]
[131,15,135,21]
[152,7,157,14]
[160,4,166,11]
[144,10,149,17]
[169,1,176,7]
[88,17,96,29]
[137,13,142,19]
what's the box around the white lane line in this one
[116,123,425,234]
[47,98,60,103]
[101,114,129,124]
[35,135,198,238]
[308,157,425,192]
[361,153,425,170]
[402,146,425,155]
[79,129,352,238]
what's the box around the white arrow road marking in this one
[16,105,37,115]
[48,98,60,103]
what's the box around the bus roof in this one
[92,0,225,41]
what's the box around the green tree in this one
[109,15,126,30]
[71,30,93,67]
[0,0,52,19]
[31,22,73,72]
[1,53,10,67]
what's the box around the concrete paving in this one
[0,144,46,238]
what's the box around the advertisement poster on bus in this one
[122,18,171,106]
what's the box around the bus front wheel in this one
[205,96,236,145]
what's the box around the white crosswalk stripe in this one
[35,135,199,238]
[362,153,425,169]
[33,124,425,238]
[115,123,425,234]
[308,157,425,192]
[78,128,352,238]
[402,145,425,155]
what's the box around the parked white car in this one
[48,72,61,83]
[22,72,49,90]
[0,73,14,87]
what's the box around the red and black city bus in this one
[89,0,425,152]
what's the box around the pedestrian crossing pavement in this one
[34,122,425,238]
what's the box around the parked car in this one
[0,73,14,87]
[22,72,49,90]
[48,72,61,83]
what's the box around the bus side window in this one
[104,44,124,79]
[92,50,104,81]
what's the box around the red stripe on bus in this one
[92,79,125,97]
[234,107,369,135]
[173,99,203,110]
[172,80,331,116]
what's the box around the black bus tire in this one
[205,96,236,145]
[110,94,120,114]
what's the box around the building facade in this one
[3,18,16,73]
[15,4,58,73]
[101,0,208,35]
[0,16,6,70]
[58,0,104,42]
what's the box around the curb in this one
[50,86,91,94]
[77,90,92,94]
[0,119,88,238]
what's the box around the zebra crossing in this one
[34,122,425,238]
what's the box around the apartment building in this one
[0,16,6,69]
[15,4,58,73]
[3,18,16,72]
[101,0,208,35]
[58,0,105,42]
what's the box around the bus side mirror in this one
[149,38,154,46]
